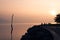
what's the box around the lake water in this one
[0,23,40,40]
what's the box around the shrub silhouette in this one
[55,14,60,23]
[20,25,54,40]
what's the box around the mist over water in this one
[1,23,60,40]
[0,23,40,40]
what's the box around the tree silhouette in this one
[20,25,54,40]
[55,14,60,23]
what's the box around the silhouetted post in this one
[11,14,14,40]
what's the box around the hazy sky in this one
[0,0,60,23]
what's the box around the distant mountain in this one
[0,18,10,23]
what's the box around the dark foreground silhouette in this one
[20,25,54,40]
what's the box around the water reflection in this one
[0,23,39,40]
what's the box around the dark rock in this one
[21,25,54,40]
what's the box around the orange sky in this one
[0,0,60,23]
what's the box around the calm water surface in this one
[0,23,40,40]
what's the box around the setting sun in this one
[49,10,57,16]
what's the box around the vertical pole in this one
[11,14,14,40]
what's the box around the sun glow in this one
[49,10,57,16]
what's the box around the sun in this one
[49,10,57,16]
